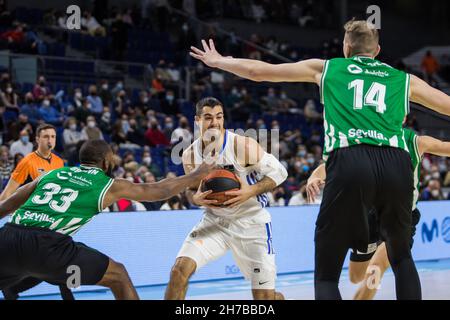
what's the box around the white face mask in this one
[43,100,50,107]
[431,189,440,198]
[69,124,77,131]
[6,87,12,93]
[75,92,82,99]
[87,121,96,128]
[143,157,152,165]
[126,177,134,182]
[102,84,108,90]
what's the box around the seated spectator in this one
[160,90,180,116]
[268,186,286,207]
[145,119,170,147]
[72,98,92,124]
[6,113,33,143]
[80,115,104,140]
[303,99,321,123]
[99,80,112,106]
[9,129,33,158]
[127,117,146,146]
[71,88,84,109]
[0,148,13,188]
[98,106,112,135]
[113,89,131,115]
[421,50,439,87]
[162,116,175,140]
[160,195,187,210]
[32,75,51,100]
[20,92,41,125]
[0,82,19,111]
[421,179,445,201]
[86,85,103,115]
[63,117,83,165]
[171,116,193,145]
[142,172,162,211]
[81,11,106,37]
[0,24,24,48]
[136,90,151,112]
[39,97,63,126]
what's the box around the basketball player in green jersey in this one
[306,128,450,299]
[0,139,214,300]
[189,19,450,299]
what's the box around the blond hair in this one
[344,19,379,57]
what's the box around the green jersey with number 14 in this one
[10,166,113,236]
[321,56,410,160]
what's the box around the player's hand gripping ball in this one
[201,169,241,207]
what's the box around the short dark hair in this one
[79,139,112,165]
[36,123,56,137]
[195,97,223,116]
[344,18,379,57]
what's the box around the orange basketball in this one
[201,169,241,206]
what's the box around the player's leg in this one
[349,209,380,284]
[96,258,138,300]
[165,215,229,300]
[353,242,390,300]
[377,148,421,300]
[348,261,371,284]
[227,218,282,300]
[165,256,197,300]
[315,146,376,300]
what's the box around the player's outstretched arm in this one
[103,161,215,209]
[190,39,324,84]
[0,179,39,219]
[417,135,450,157]
[0,178,21,201]
[410,74,450,116]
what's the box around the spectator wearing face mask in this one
[32,76,50,100]
[421,179,445,201]
[72,88,83,109]
[160,90,180,116]
[80,116,104,140]
[114,89,130,115]
[268,186,287,207]
[99,80,112,106]
[10,129,33,157]
[63,117,82,165]
[170,116,192,145]
[136,90,150,111]
[39,97,63,126]
[86,85,103,116]
[145,119,170,147]
[20,92,41,125]
[73,98,92,124]
[98,106,112,135]
[126,117,146,146]
[163,116,174,140]
[1,82,19,111]
[6,113,33,143]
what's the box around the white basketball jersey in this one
[192,130,271,219]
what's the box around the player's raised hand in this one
[190,39,231,68]
[306,177,325,204]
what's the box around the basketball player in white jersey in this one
[164,97,288,300]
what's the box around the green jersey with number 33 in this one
[321,56,410,160]
[10,166,113,236]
